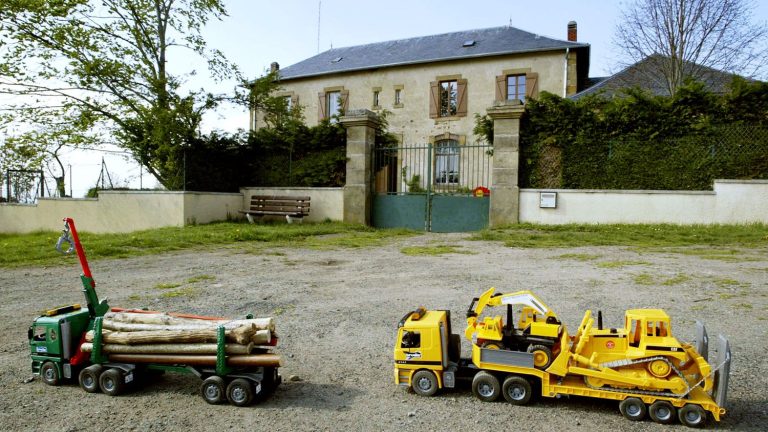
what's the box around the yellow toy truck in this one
[394,287,730,428]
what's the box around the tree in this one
[615,0,768,95]
[0,0,240,190]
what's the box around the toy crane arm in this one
[493,291,553,317]
[56,218,109,318]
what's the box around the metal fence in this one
[523,125,768,190]
[2,169,44,204]
[373,142,493,195]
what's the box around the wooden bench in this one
[239,195,310,223]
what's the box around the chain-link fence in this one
[522,125,768,190]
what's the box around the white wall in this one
[240,187,344,222]
[0,191,243,234]
[520,180,768,224]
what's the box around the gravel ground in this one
[0,233,765,431]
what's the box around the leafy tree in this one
[0,0,240,190]
[615,0,768,94]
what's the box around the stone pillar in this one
[487,101,525,227]
[339,109,379,225]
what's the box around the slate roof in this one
[571,54,740,99]
[278,26,589,81]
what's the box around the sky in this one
[17,0,768,198]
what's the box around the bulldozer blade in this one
[713,335,731,409]
[695,320,708,361]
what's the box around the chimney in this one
[567,21,577,42]
[270,62,280,73]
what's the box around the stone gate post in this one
[339,109,379,225]
[486,101,525,226]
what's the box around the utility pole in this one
[317,0,322,53]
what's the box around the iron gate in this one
[372,141,492,232]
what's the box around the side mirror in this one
[27,327,33,341]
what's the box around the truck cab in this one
[394,308,461,396]
[29,304,91,384]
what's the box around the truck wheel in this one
[79,365,103,393]
[678,404,706,428]
[472,371,500,402]
[527,345,553,369]
[201,376,227,404]
[40,362,60,386]
[502,376,532,405]
[411,370,438,397]
[481,341,504,350]
[227,378,254,407]
[649,400,676,424]
[99,368,125,396]
[619,397,647,421]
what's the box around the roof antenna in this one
[508,17,512,27]
[317,0,322,53]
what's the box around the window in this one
[507,74,526,103]
[373,90,380,108]
[439,81,457,117]
[326,91,341,118]
[318,88,348,121]
[283,95,293,111]
[435,140,459,184]
[400,330,421,348]
[496,71,538,103]
[395,89,402,105]
[430,78,467,119]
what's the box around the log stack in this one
[80,311,281,367]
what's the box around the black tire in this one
[227,378,254,407]
[619,397,647,421]
[678,404,707,428]
[99,368,125,396]
[201,376,227,404]
[649,400,676,424]
[79,364,103,393]
[40,362,60,386]
[448,334,461,362]
[411,370,439,397]
[527,344,553,370]
[472,371,501,402]
[502,375,532,405]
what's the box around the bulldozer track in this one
[584,356,692,398]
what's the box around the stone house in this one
[253,22,591,147]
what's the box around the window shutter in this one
[318,92,326,121]
[429,81,439,119]
[495,75,506,101]
[525,72,539,100]
[341,89,349,113]
[456,79,468,117]
[291,94,299,108]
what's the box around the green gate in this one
[372,141,492,232]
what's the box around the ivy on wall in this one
[515,77,768,190]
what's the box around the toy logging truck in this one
[394,287,731,428]
[29,218,282,406]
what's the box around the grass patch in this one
[186,274,215,284]
[596,260,649,268]
[471,223,768,249]
[154,282,182,290]
[0,221,415,268]
[401,244,475,256]
[661,247,762,262]
[161,287,198,299]
[553,253,601,261]
[633,273,690,286]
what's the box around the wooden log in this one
[107,353,283,367]
[102,317,274,332]
[251,330,271,345]
[85,325,255,345]
[80,342,253,355]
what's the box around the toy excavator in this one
[465,288,562,369]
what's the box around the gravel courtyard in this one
[0,233,765,431]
